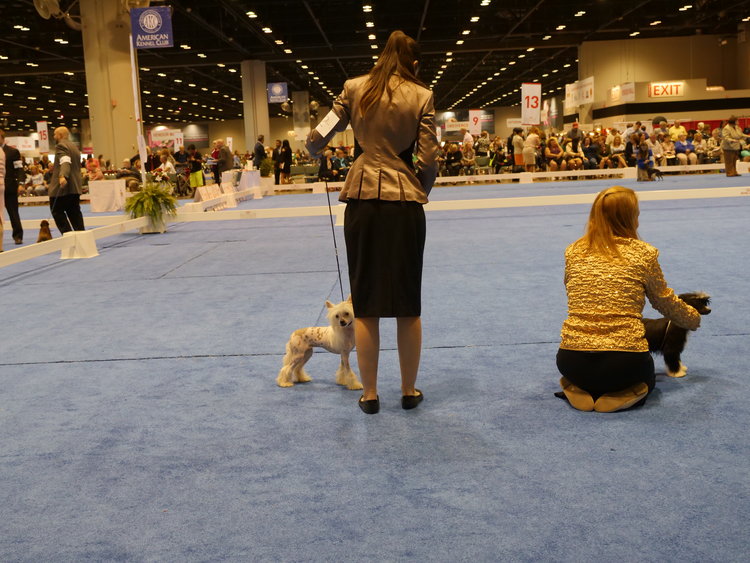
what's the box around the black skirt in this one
[344,199,426,318]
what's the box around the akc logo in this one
[139,9,163,33]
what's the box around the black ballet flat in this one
[401,389,424,410]
[358,395,380,414]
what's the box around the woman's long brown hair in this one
[579,186,640,258]
[359,30,426,117]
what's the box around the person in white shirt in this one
[461,128,474,148]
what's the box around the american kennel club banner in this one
[131,6,174,49]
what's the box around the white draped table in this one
[88,179,127,212]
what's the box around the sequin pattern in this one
[560,238,701,352]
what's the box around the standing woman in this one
[279,139,293,184]
[522,127,541,172]
[557,186,701,412]
[721,116,749,177]
[306,30,438,414]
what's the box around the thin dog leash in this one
[324,178,344,301]
[659,320,672,350]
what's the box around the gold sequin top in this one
[560,238,701,352]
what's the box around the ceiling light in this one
[470,16,479,23]
[563,63,571,67]
[142,90,150,94]
[284,49,292,54]
[456,40,464,45]
[518,54,526,58]
[65,89,74,93]
[42,85,51,89]
[556,25,566,30]
[228,68,237,72]
[275,40,284,45]
[246,11,257,18]
[262,27,272,33]
[462,30,470,35]
[366,21,374,27]
[180,44,191,50]
[14,80,25,85]
[371,44,378,49]
[679,5,693,11]
[508,61,515,65]
[542,73,549,77]
[363,4,372,12]
[157,72,166,77]
[26,62,38,67]
[368,34,376,40]
[197,53,207,58]
[650,20,662,25]
[629,31,640,36]
[575,11,586,17]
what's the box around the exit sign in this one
[648,81,685,98]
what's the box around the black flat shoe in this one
[13,238,22,245]
[401,389,424,410]
[358,395,379,414]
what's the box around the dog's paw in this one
[667,363,688,378]
[346,380,364,391]
[276,379,294,387]
[296,372,312,383]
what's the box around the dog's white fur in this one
[276,296,361,390]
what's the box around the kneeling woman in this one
[557,186,701,412]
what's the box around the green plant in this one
[125,182,178,225]
[259,157,274,177]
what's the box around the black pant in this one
[274,166,281,185]
[49,194,85,234]
[556,349,655,398]
[5,187,22,241]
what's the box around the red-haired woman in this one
[557,186,701,412]
[307,30,438,414]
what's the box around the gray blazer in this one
[49,139,83,198]
[306,74,438,203]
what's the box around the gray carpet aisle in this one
[1,176,748,562]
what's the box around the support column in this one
[80,0,141,166]
[241,60,270,150]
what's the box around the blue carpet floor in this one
[1,174,749,561]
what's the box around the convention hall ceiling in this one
[1,0,747,132]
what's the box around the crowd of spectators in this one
[436,119,738,180]
[7,118,746,200]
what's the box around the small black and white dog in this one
[643,292,711,377]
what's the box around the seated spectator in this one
[651,133,666,167]
[563,138,583,170]
[42,161,55,184]
[692,133,708,164]
[741,138,750,163]
[460,142,476,175]
[597,137,611,169]
[475,130,491,156]
[624,133,642,167]
[674,134,697,165]
[706,129,722,163]
[318,149,341,180]
[334,148,351,179]
[88,166,105,182]
[660,137,677,165]
[606,135,627,168]
[581,136,600,169]
[153,154,176,182]
[490,138,508,173]
[24,165,47,196]
[545,137,566,171]
[445,143,462,176]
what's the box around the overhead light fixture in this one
[456,39,464,45]
[368,34,376,40]
[543,35,552,40]
[246,11,257,18]
[366,21,374,27]
[275,40,284,45]
[462,30,470,35]
[650,20,662,25]
[556,25,566,30]
[284,49,292,54]
[262,27,272,33]
[197,53,207,58]
[363,4,372,12]
[629,31,640,36]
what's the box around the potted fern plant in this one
[124,182,178,233]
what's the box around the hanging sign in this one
[36,121,49,152]
[131,6,174,49]
[521,83,542,125]
[268,82,289,104]
[468,110,482,135]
